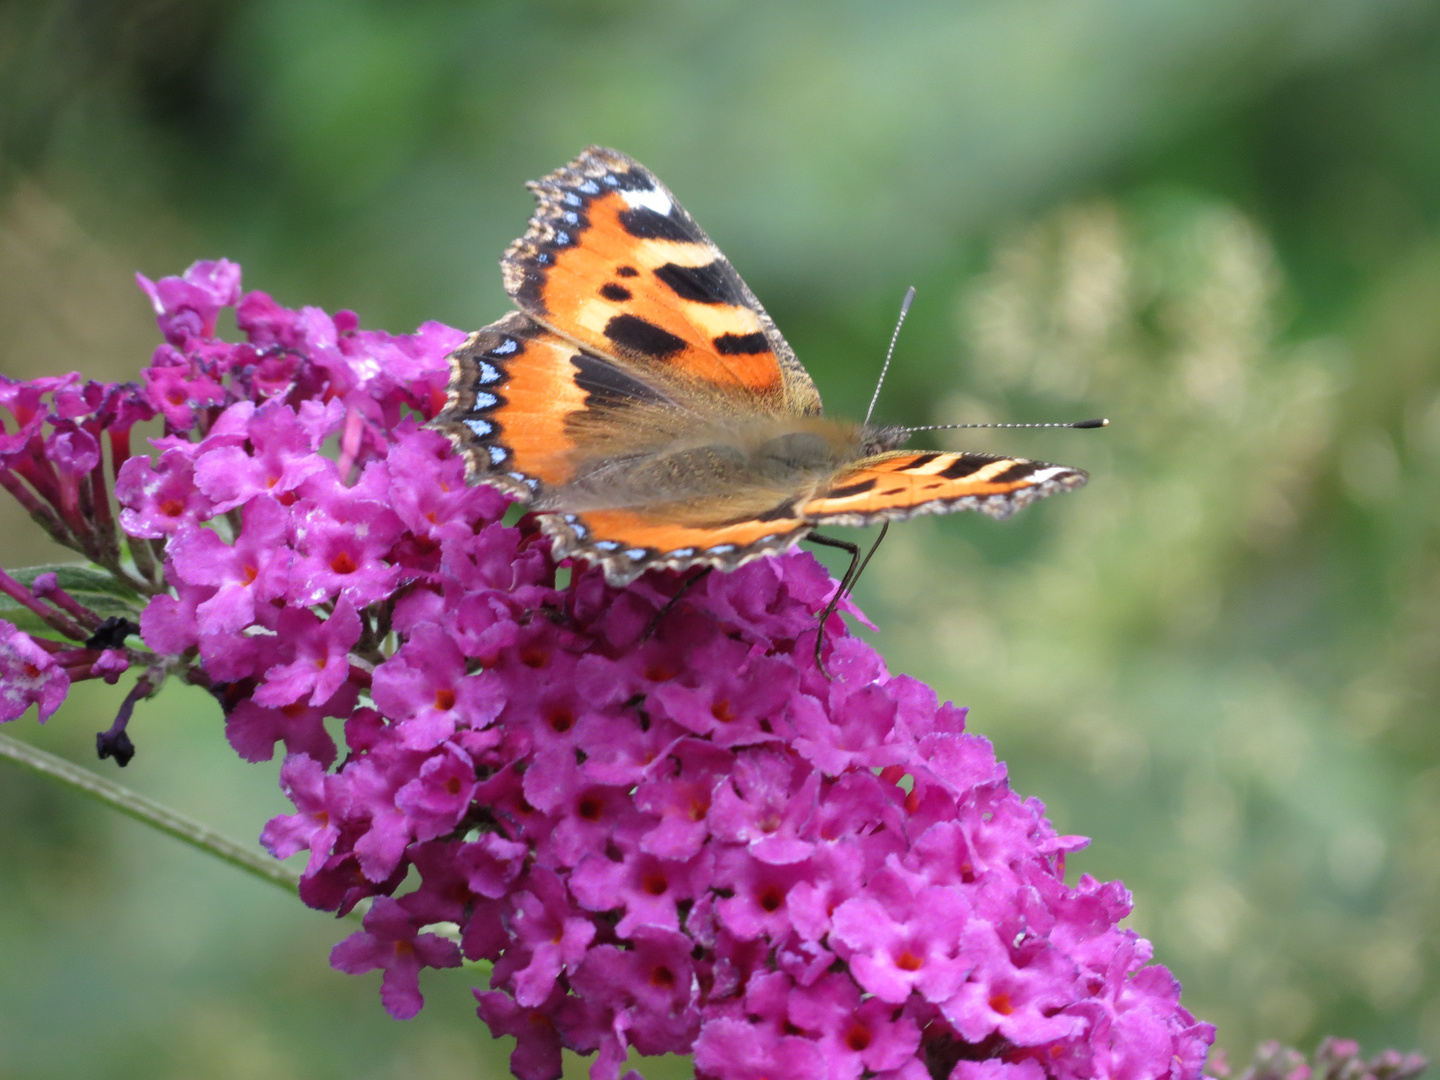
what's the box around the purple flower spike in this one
[0,260,1225,1080]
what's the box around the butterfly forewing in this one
[802,451,1088,526]
[502,146,822,417]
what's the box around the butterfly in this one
[435,146,1090,590]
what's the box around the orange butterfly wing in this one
[802,451,1088,524]
[534,452,1088,587]
[501,146,821,417]
[541,506,811,587]
[438,308,747,508]
[435,312,596,498]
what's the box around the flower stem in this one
[0,733,477,947]
[0,731,300,896]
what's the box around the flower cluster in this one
[0,261,1217,1080]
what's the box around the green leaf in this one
[0,606,64,640]
[8,564,144,603]
[0,563,147,634]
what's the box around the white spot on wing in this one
[1028,466,1070,484]
[464,418,493,437]
[619,187,674,216]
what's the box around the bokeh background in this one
[4,1,1440,1077]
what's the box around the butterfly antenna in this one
[864,286,916,427]
[903,418,1109,432]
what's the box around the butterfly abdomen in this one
[542,420,860,514]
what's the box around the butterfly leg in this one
[807,523,890,679]
[805,533,861,678]
[642,566,715,641]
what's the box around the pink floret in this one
[0,621,69,722]
[330,895,461,1020]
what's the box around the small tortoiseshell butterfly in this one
[435,147,1089,586]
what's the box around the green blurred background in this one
[4,0,1440,1077]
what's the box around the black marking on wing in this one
[514,268,546,313]
[713,332,770,356]
[825,479,878,499]
[606,163,658,192]
[570,352,669,407]
[600,283,632,302]
[940,456,994,480]
[653,261,743,306]
[906,452,943,470]
[616,265,639,278]
[754,499,800,522]
[604,314,689,358]
[618,207,694,242]
[989,462,1038,484]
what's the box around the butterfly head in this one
[859,424,912,455]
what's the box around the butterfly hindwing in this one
[502,146,822,417]
[542,505,811,587]
[802,451,1088,526]
[438,310,751,504]
[437,311,605,500]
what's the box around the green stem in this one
[0,731,300,896]
[0,732,485,962]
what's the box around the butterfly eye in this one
[861,425,911,454]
